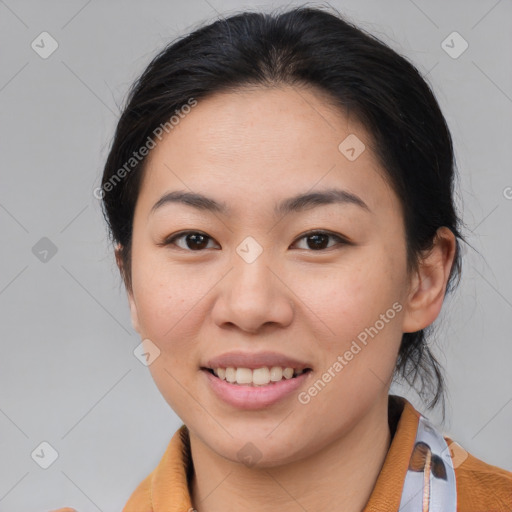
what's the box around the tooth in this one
[236,367,253,384]
[225,367,236,383]
[252,367,270,386]
[283,367,294,379]
[217,366,304,385]
[269,366,283,381]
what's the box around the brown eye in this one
[292,230,348,251]
[160,229,348,252]
[162,231,219,251]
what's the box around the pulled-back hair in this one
[100,5,466,415]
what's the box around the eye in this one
[159,229,349,252]
[160,231,219,251]
[291,230,349,251]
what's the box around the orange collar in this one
[141,394,420,511]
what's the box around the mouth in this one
[201,364,313,409]
[201,366,313,386]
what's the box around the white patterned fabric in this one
[399,415,457,512]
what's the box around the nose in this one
[211,256,294,334]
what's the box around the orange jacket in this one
[55,395,512,511]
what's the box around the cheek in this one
[145,357,196,425]
[297,250,405,383]
[131,252,204,340]
[295,253,401,337]
[133,264,205,415]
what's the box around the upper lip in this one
[202,351,312,371]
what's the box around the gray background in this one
[0,0,511,510]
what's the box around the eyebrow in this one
[149,188,371,218]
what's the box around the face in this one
[125,85,414,466]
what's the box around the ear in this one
[115,243,141,334]
[402,227,457,333]
[127,292,141,335]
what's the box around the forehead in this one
[137,85,398,219]
[146,85,368,165]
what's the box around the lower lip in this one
[202,369,311,410]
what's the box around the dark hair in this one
[100,5,467,416]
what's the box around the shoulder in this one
[121,425,191,511]
[445,436,512,511]
[121,470,154,511]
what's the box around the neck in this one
[189,394,392,512]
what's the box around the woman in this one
[56,5,511,512]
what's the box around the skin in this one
[118,85,456,512]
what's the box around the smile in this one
[202,366,313,409]
[206,366,311,386]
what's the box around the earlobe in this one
[115,243,140,334]
[115,243,124,276]
[402,227,457,334]
[128,292,141,334]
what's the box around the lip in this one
[202,350,312,371]
[202,368,312,409]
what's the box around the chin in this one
[201,427,314,469]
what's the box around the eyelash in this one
[159,230,350,252]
